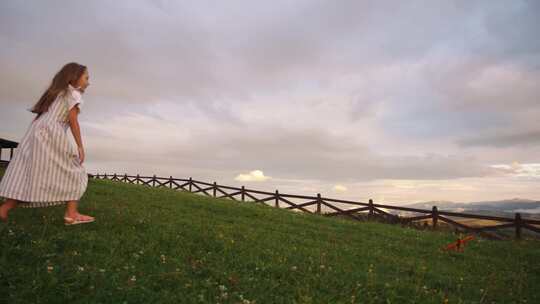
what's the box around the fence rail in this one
[89,173,540,240]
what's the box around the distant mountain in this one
[401,198,540,219]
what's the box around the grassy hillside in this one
[1,168,539,303]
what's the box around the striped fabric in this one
[0,84,88,208]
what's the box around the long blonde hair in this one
[30,62,87,118]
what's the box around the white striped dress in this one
[0,84,88,208]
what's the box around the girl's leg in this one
[64,200,94,220]
[65,200,78,218]
[0,199,18,221]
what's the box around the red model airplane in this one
[443,235,475,252]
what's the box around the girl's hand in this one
[78,146,85,164]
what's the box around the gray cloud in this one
[458,130,540,148]
[1,0,539,202]
[82,117,497,183]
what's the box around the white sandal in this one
[64,215,95,226]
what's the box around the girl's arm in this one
[68,106,85,163]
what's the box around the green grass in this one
[1,167,539,303]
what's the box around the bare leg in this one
[1,199,93,223]
[64,200,94,221]
[0,199,18,221]
[65,200,78,218]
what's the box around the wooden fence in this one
[0,137,18,166]
[89,173,540,240]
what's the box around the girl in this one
[0,62,95,225]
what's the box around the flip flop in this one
[64,215,95,226]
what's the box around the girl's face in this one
[75,69,90,92]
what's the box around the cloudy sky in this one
[1,0,539,205]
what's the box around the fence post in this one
[113,173,117,181]
[213,182,217,197]
[241,186,245,202]
[515,213,522,240]
[136,174,140,185]
[189,177,192,192]
[368,199,374,219]
[275,190,279,208]
[152,175,156,187]
[169,176,173,188]
[432,206,438,229]
[124,173,128,182]
[317,193,322,214]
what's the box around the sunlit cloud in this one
[234,170,271,182]
[332,184,348,193]
[491,162,540,179]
